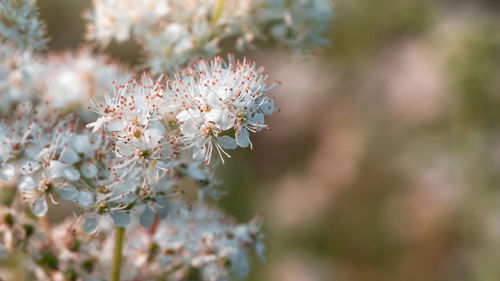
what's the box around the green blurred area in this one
[13,0,500,280]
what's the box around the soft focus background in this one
[32,0,500,280]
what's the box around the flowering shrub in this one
[0,0,331,280]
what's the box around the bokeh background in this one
[20,0,500,280]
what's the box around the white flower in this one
[38,49,129,113]
[86,0,332,71]
[257,0,333,54]
[172,55,277,163]
[88,73,166,132]
[85,0,170,45]
[121,204,266,281]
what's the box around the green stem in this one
[110,227,125,281]
[210,0,225,26]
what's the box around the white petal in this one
[114,181,136,193]
[205,109,222,123]
[145,122,166,147]
[206,109,235,131]
[153,179,174,192]
[0,163,15,180]
[76,191,93,207]
[180,121,199,136]
[31,197,48,217]
[235,128,250,148]
[60,147,79,164]
[72,135,92,155]
[110,211,130,227]
[192,147,205,161]
[57,183,79,201]
[18,176,37,192]
[219,110,236,131]
[217,136,237,150]
[116,141,135,157]
[140,206,155,228]
[35,148,51,161]
[186,163,206,181]
[249,112,264,126]
[176,110,193,122]
[255,242,266,262]
[107,121,125,132]
[81,162,97,178]
[48,160,65,179]
[62,166,80,181]
[229,250,250,277]
[154,196,169,219]
[260,98,274,115]
[207,92,222,108]
[82,216,99,235]
[19,159,40,175]
[86,117,107,133]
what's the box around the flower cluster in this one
[0,204,263,281]
[0,45,128,117]
[1,114,100,217]
[0,0,330,280]
[125,205,265,281]
[0,0,47,50]
[85,0,332,72]
[0,54,276,238]
[90,55,276,166]
[257,0,333,53]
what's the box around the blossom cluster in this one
[124,205,265,281]
[0,0,47,50]
[90,55,276,165]
[0,54,276,235]
[0,0,331,280]
[0,204,263,281]
[0,44,128,117]
[85,0,333,72]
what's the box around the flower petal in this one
[73,135,92,155]
[82,216,99,235]
[217,136,237,150]
[18,176,37,192]
[81,162,98,178]
[0,163,15,180]
[86,116,107,132]
[19,159,40,175]
[140,205,155,228]
[235,128,250,148]
[60,147,79,164]
[76,191,93,207]
[31,197,48,217]
[116,141,135,157]
[62,166,80,181]
[260,98,274,115]
[110,211,130,227]
[57,183,79,201]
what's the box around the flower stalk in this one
[110,227,125,281]
[210,0,225,26]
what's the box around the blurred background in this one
[30,0,500,280]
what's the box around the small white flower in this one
[173,55,277,163]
